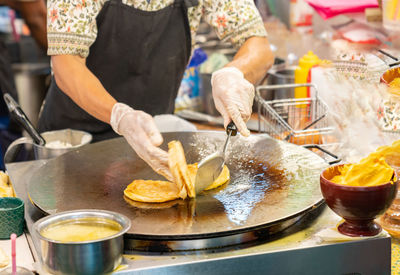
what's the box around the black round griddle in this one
[27,132,328,251]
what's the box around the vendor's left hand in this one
[211,67,254,137]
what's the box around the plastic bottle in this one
[175,48,207,112]
[294,51,320,99]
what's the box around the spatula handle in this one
[226,121,237,136]
[3,93,46,146]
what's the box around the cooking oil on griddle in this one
[214,158,288,225]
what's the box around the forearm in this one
[18,1,47,50]
[4,0,47,50]
[52,55,117,123]
[226,36,274,84]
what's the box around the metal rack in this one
[256,83,335,147]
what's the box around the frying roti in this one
[124,180,180,203]
[168,140,193,199]
[124,140,230,203]
[187,164,230,191]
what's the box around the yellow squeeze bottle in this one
[294,51,320,99]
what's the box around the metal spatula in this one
[195,121,237,194]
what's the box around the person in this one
[0,0,47,49]
[38,0,274,181]
[0,0,47,168]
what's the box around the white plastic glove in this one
[211,67,255,136]
[110,103,173,181]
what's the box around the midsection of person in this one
[39,0,273,180]
[40,0,194,141]
[46,0,267,58]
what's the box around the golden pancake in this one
[205,165,230,190]
[187,164,197,184]
[124,180,180,203]
[187,164,230,191]
[168,141,195,198]
[124,195,182,209]
[124,140,231,203]
[124,195,196,233]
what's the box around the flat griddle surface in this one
[28,132,328,239]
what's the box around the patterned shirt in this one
[47,0,267,58]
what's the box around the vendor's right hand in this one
[110,103,173,182]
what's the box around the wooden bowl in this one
[320,164,398,237]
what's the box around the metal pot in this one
[199,73,219,116]
[259,65,296,101]
[33,210,131,275]
[198,43,236,116]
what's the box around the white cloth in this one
[314,226,389,243]
[154,115,197,133]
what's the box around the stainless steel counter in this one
[6,159,392,275]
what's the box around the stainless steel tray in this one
[27,132,328,250]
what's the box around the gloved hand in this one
[110,103,173,181]
[211,67,255,137]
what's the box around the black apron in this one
[38,0,197,142]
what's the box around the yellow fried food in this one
[331,156,394,187]
[330,139,400,187]
[205,165,230,190]
[187,164,230,190]
[0,247,9,268]
[124,141,231,203]
[124,164,230,203]
[124,180,180,203]
[168,141,195,198]
[390,77,400,88]
[0,171,14,197]
[124,195,182,209]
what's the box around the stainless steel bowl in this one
[33,210,131,275]
[4,128,92,163]
[35,129,93,159]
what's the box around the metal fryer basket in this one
[256,83,334,146]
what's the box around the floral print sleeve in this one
[47,0,105,58]
[202,0,267,48]
[47,0,267,57]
